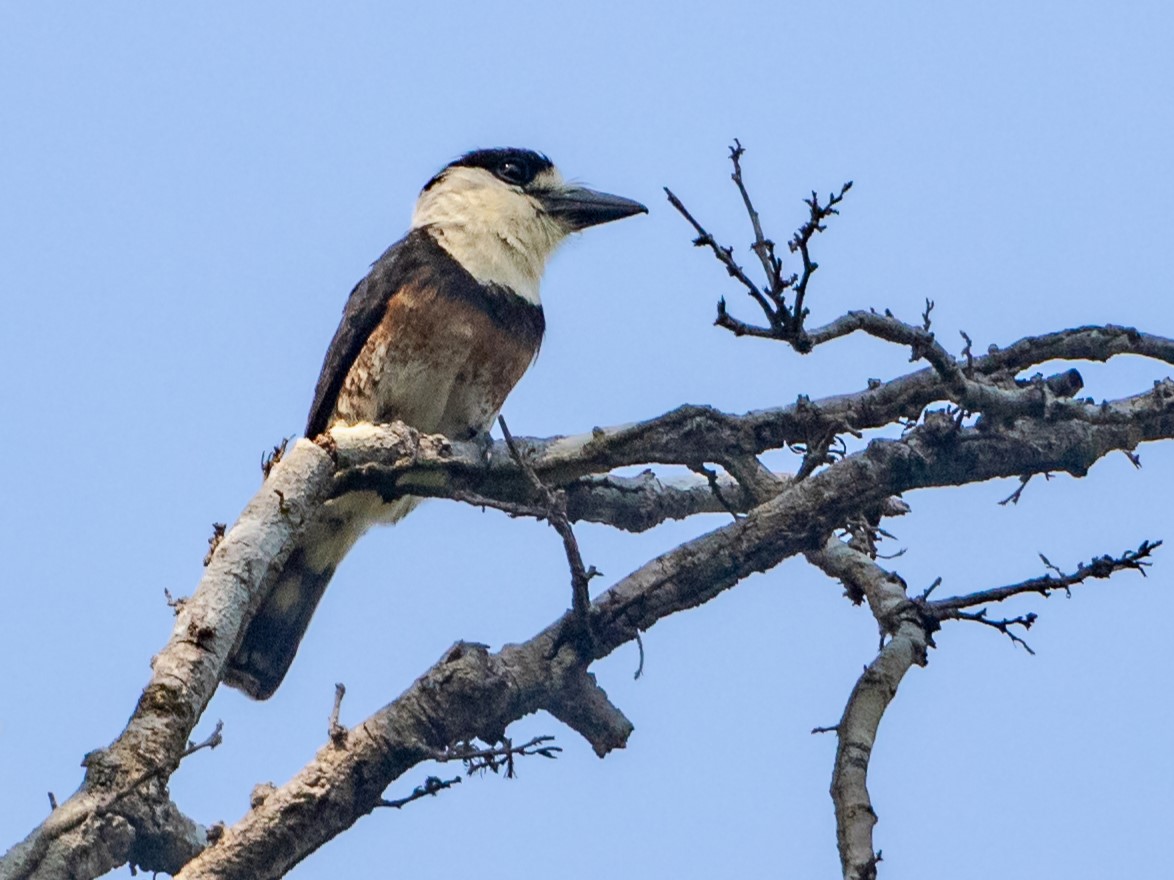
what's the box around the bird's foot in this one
[470,429,496,464]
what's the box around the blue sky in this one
[2,3,1172,877]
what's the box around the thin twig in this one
[449,489,547,519]
[688,462,742,519]
[663,186,775,321]
[789,180,853,336]
[98,721,224,816]
[929,540,1160,614]
[436,736,562,779]
[179,723,224,759]
[328,683,347,746]
[793,424,841,482]
[918,577,942,601]
[999,475,1032,506]
[377,776,461,809]
[498,416,598,645]
[261,437,290,479]
[666,142,851,349]
[960,330,975,374]
[921,299,935,332]
[202,523,226,567]
[946,609,1038,653]
[729,139,784,295]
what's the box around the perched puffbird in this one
[225,148,647,699]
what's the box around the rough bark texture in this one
[4,319,1173,880]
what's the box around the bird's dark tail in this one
[224,493,417,699]
[223,547,337,700]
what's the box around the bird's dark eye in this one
[496,160,528,186]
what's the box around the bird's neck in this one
[423,224,549,305]
[411,172,566,305]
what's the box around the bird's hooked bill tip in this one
[540,186,648,229]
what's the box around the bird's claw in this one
[471,429,496,464]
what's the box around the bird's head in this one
[411,148,647,304]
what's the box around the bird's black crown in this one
[425,147,553,191]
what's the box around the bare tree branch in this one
[498,415,598,643]
[9,134,1174,880]
[0,444,339,880]
[807,534,1159,880]
[667,141,851,350]
[166,387,1174,875]
[375,775,462,809]
[8,354,1174,880]
[806,539,931,880]
[927,540,1159,615]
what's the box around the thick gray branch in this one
[6,326,1173,880]
[0,443,338,880]
[807,533,1159,879]
[175,380,1174,878]
[806,538,930,879]
[333,327,1174,505]
[564,471,747,531]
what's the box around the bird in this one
[224,148,647,699]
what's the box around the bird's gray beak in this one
[540,186,648,230]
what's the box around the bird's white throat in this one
[411,166,567,305]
